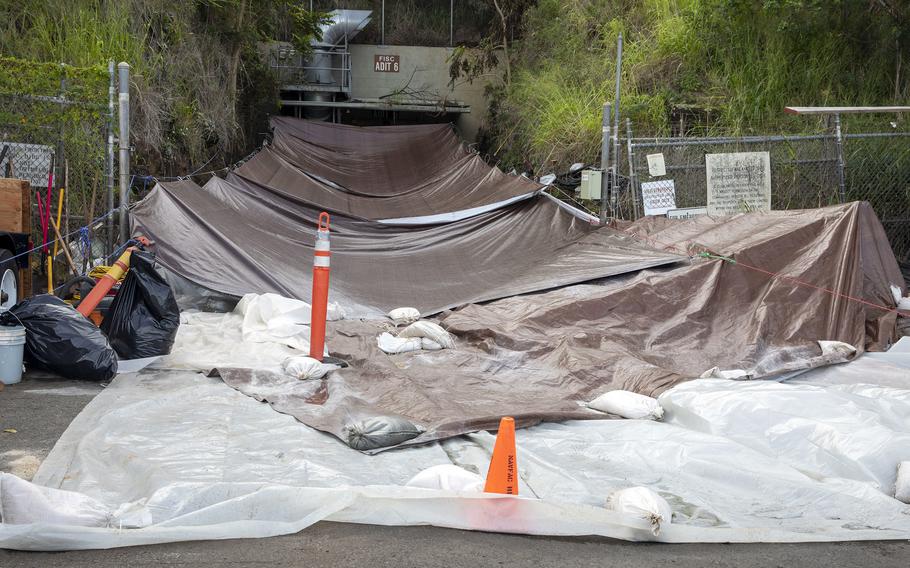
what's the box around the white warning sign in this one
[705,152,771,216]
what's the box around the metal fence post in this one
[450,0,454,47]
[106,60,116,255]
[599,103,611,223]
[625,117,639,220]
[610,32,623,217]
[118,62,130,244]
[833,113,847,203]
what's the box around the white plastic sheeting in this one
[164,292,344,372]
[2,322,910,549]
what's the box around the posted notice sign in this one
[705,151,771,216]
[374,54,400,72]
[641,179,676,216]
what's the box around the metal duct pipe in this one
[306,9,372,85]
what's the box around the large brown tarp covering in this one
[218,202,905,452]
[232,118,543,221]
[132,176,680,318]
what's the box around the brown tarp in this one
[232,118,543,221]
[132,176,681,317]
[218,202,905,452]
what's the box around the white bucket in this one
[0,325,26,385]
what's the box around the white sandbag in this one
[817,340,857,358]
[405,465,485,493]
[421,338,443,351]
[398,321,455,349]
[343,416,425,451]
[377,332,423,354]
[282,356,340,380]
[588,390,664,420]
[388,307,420,326]
[0,473,112,526]
[606,486,672,536]
[896,462,910,504]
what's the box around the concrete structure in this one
[273,42,503,143]
[348,44,502,141]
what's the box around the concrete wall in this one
[349,44,503,142]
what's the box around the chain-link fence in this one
[0,61,114,294]
[842,132,910,262]
[616,127,910,263]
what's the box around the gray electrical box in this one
[580,169,602,200]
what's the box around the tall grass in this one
[486,0,909,170]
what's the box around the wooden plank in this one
[19,265,31,299]
[785,106,910,115]
[0,178,30,233]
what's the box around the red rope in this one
[623,228,910,318]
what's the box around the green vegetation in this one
[0,0,326,175]
[480,0,909,170]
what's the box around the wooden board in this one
[19,265,31,299]
[0,178,31,233]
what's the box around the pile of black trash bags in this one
[0,251,179,380]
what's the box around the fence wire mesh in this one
[619,128,910,264]
[0,69,113,293]
[843,132,910,263]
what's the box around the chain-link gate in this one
[0,63,114,295]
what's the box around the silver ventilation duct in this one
[306,9,372,86]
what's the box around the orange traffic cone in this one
[484,416,518,495]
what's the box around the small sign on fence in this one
[667,207,707,220]
[705,151,771,215]
[0,142,54,188]
[374,54,400,72]
[646,153,666,177]
[641,179,676,216]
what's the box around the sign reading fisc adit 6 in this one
[705,151,771,215]
[374,54,400,72]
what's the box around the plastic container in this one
[0,324,26,385]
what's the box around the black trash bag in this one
[0,294,118,380]
[100,251,180,359]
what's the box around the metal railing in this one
[268,44,352,93]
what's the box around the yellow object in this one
[46,256,52,293]
[52,187,64,258]
[89,265,128,282]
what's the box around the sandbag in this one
[100,251,180,359]
[388,307,420,326]
[588,390,664,420]
[282,355,339,380]
[0,294,117,380]
[342,416,424,451]
[377,332,423,354]
[376,332,443,354]
[606,486,672,536]
[398,321,455,349]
